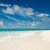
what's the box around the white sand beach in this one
[0,31,50,50]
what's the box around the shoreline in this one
[0,31,37,42]
[0,31,50,50]
[0,30,50,42]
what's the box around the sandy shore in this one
[0,31,50,50]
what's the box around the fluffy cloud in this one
[2,5,35,17]
[0,3,11,7]
[0,21,3,26]
[1,4,49,19]
[2,7,15,14]
[36,13,49,17]
[0,4,50,29]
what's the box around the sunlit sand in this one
[0,30,50,50]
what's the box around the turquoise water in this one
[0,30,50,37]
[0,31,21,37]
[0,29,50,31]
[0,30,50,41]
[0,30,40,37]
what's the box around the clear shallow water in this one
[0,30,50,42]
[0,31,36,36]
[0,31,41,41]
[0,30,49,37]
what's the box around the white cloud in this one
[0,3,11,7]
[0,4,50,29]
[2,4,49,18]
[32,22,36,26]
[2,7,14,14]
[0,3,49,17]
[13,5,34,16]
[2,5,35,17]
[23,8,34,16]
[36,13,49,17]
[0,21,3,26]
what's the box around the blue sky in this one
[0,0,50,29]
[0,0,50,14]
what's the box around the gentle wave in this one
[0,31,50,42]
[0,31,38,41]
